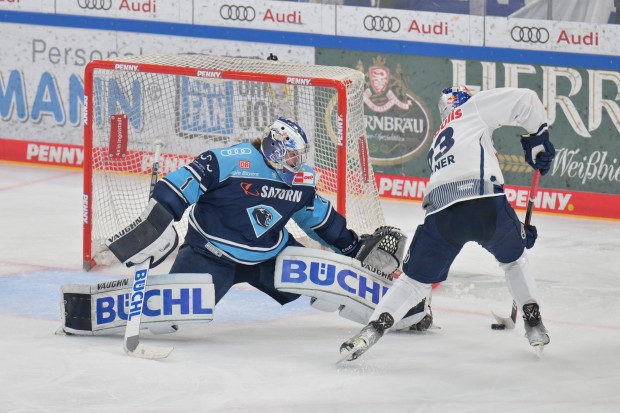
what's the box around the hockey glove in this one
[520,127,555,176]
[523,223,538,249]
[354,226,408,275]
[105,199,179,268]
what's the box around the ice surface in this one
[0,164,619,413]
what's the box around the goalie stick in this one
[491,170,541,330]
[123,140,174,359]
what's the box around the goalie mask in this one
[438,85,472,121]
[261,117,309,186]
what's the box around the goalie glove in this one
[105,199,179,268]
[354,226,408,276]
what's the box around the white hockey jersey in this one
[423,87,548,215]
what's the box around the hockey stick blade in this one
[124,337,174,360]
[491,311,516,329]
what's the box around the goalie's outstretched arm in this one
[292,194,360,256]
[292,195,408,276]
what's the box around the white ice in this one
[0,163,619,413]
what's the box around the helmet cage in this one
[261,118,309,185]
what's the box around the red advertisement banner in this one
[0,138,84,168]
[1,138,619,221]
[376,173,620,220]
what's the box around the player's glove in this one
[523,223,538,249]
[520,127,555,176]
[105,198,179,268]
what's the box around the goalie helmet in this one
[261,117,309,186]
[438,85,472,121]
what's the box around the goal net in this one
[83,54,385,270]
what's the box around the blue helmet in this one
[438,86,472,121]
[260,117,309,186]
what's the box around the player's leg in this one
[236,260,301,305]
[340,212,462,361]
[170,244,236,304]
[482,196,549,346]
[237,237,302,305]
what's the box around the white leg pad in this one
[499,250,538,309]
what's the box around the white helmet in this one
[438,86,472,121]
[260,117,309,186]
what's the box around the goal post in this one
[83,54,385,270]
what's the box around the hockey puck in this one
[491,323,506,330]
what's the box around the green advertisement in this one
[316,49,620,194]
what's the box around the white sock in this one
[499,250,539,309]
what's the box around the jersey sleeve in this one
[292,194,358,255]
[472,88,548,134]
[152,150,220,221]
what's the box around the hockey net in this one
[83,54,385,270]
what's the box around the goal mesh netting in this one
[83,54,385,270]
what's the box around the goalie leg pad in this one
[310,297,342,313]
[275,246,395,325]
[393,297,433,331]
[60,273,215,336]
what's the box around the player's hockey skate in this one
[522,302,549,358]
[338,312,394,363]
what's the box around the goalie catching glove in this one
[353,226,408,276]
[105,198,179,268]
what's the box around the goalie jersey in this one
[423,87,548,215]
[152,142,355,264]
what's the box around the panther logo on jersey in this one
[247,205,283,238]
[252,208,273,228]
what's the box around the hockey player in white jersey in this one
[340,86,556,361]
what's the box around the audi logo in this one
[77,0,112,10]
[221,147,252,157]
[364,15,400,33]
[510,26,550,43]
[220,5,256,22]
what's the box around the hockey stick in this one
[491,170,541,330]
[123,140,173,359]
[124,260,173,359]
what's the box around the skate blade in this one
[336,350,354,365]
[336,342,366,365]
[533,344,544,359]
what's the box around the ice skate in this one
[338,312,393,363]
[522,302,549,357]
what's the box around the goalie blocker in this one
[275,246,431,331]
[59,273,215,336]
